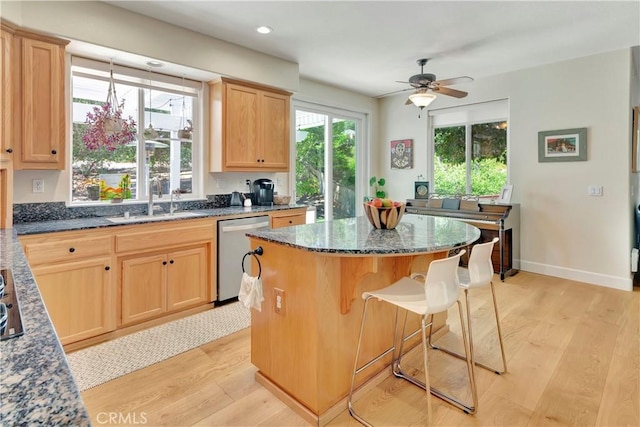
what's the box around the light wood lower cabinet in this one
[121,245,208,325]
[31,257,115,345]
[270,208,307,228]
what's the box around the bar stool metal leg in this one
[348,297,402,427]
[393,302,478,414]
[428,282,508,375]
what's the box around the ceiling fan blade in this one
[433,76,473,86]
[376,87,414,98]
[432,86,468,98]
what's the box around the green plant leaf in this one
[377,178,386,186]
[369,176,377,187]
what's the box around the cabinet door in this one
[121,253,168,325]
[224,84,260,168]
[167,246,208,312]
[32,257,115,345]
[0,29,13,162]
[260,91,289,170]
[17,37,65,169]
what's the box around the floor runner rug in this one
[66,302,250,391]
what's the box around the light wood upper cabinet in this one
[209,78,291,172]
[12,28,68,170]
[1,24,14,162]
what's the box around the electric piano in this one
[406,196,520,280]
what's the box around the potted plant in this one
[369,176,386,199]
[82,68,137,152]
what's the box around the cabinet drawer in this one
[116,222,214,253]
[23,235,112,265]
[271,213,306,229]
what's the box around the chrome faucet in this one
[148,178,156,216]
[170,189,181,215]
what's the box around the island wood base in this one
[248,239,450,425]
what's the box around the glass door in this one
[294,105,362,222]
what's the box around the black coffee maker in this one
[253,179,274,206]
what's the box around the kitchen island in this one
[246,214,480,425]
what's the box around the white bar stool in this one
[429,237,508,375]
[348,250,477,426]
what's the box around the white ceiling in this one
[95,1,639,98]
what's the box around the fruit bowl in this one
[363,200,406,229]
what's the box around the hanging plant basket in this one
[83,67,137,151]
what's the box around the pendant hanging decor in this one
[177,75,193,140]
[143,69,159,141]
[82,61,137,151]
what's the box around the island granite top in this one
[246,214,481,255]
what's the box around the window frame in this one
[427,99,510,196]
[69,57,203,205]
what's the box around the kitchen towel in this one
[238,272,264,311]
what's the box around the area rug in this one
[66,302,251,391]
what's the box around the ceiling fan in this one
[384,58,473,114]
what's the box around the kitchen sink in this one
[105,211,204,223]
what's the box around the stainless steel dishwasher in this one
[217,216,270,302]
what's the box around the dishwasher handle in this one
[221,221,270,233]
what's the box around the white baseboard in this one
[519,260,633,291]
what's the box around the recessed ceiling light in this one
[146,60,164,68]
[256,26,273,35]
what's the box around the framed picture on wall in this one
[538,128,587,162]
[390,139,413,169]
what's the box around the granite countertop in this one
[13,205,305,235]
[1,203,304,424]
[0,229,91,426]
[246,213,481,255]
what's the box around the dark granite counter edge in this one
[247,233,474,255]
[0,229,91,426]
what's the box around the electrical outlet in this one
[274,288,285,314]
[32,179,44,193]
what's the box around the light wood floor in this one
[81,272,640,426]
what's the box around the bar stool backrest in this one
[424,250,465,314]
[466,237,499,289]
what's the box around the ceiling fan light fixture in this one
[409,92,437,108]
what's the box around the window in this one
[71,58,201,204]
[428,100,508,196]
[293,102,366,222]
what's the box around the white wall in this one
[379,48,636,290]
